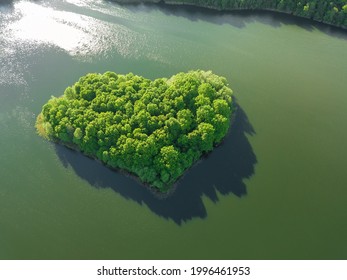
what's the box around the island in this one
[36,70,234,192]
[112,0,347,29]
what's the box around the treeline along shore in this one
[112,0,347,29]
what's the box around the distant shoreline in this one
[111,0,347,30]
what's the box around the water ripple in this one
[0,0,149,84]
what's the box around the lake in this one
[0,0,347,259]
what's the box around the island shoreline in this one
[36,106,237,198]
[37,110,236,198]
[36,70,236,196]
[111,0,347,31]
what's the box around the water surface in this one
[0,0,347,259]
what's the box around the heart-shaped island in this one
[36,70,234,192]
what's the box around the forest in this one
[116,0,347,28]
[36,70,234,191]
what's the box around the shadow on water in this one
[55,102,257,225]
[116,1,347,41]
[0,0,14,9]
[0,0,42,11]
[0,0,41,4]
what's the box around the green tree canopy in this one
[36,70,234,191]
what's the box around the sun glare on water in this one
[10,1,101,56]
[0,0,141,85]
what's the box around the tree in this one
[36,70,234,191]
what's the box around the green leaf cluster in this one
[36,70,234,191]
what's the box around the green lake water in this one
[0,0,347,259]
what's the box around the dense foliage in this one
[37,70,234,191]
[120,0,347,28]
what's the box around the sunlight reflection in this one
[6,0,138,59]
[65,0,97,7]
[10,1,96,55]
[0,0,164,85]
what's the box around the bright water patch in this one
[0,0,166,85]
[4,1,136,56]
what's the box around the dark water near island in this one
[1,0,347,259]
